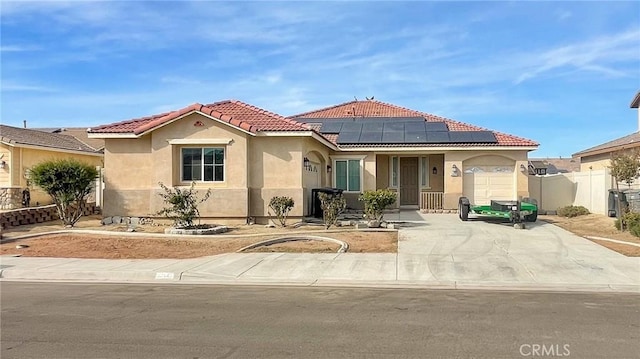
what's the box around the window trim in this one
[180,146,226,183]
[420,156,430,188]
[331,155,366,193]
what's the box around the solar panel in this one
[359,132,383,143]
[425,122,448,132]
[404,122,426,132]
[319,121,343,134]
[361,122,384,132]
[471,131,497,143]
[337,131,361,144]
[384,122,404,132]
[381,131,404,143]
[449,131,474,143]
[405,131,428,143]
[341,122,363,132]
[426,131,450,143]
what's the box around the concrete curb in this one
[236,235,349,253]
[585,236,640,248]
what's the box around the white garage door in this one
[463,166,515,205]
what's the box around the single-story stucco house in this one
[0,124,104,209]
[88,99,537,223]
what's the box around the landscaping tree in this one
[358,189,398,226]
[318,192,346,229]
[609,150,640,230]
[268,196,295,227]
[29,159,99,227]
[157,182,211,228]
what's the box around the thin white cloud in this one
[0,45,41,52]
[515,28,640,84]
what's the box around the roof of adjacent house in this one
[34,127,105,151]
[631,91,640,108]
[529,158,580,174]
[572,132,640,158]
[0,125,102,154]
[89,100,310,135]
[289,100,538,147]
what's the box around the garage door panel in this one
[463,171,515,205]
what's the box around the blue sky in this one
[1,1,639,157]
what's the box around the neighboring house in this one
[528,158,580,175]
[573,91,640,171]
[0,125,104,209]
[88,99,537,223]
[34,127,105,152]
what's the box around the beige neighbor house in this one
[573,91,640,171]
[88,99,538,224]
[0,125,104,209]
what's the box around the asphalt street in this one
[1,282,639,358]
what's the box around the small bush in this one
[557,205,590,218]
[268,196,295,227]
[358,189,398,222]
[156,182,211,228]
[318,192,346,229]
[615,212,640,237]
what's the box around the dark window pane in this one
[204,148,214,164]
[215,149,224,164]
[183,165,192,181]
[204,166,214,181]
[335,161,347,190]
[215,165,224,181]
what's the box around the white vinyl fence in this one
[528,169,612,215]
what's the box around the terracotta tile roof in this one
[290,100,538,147]
[0,125,101,154]
[89,100,310,135]
[573,132,640,158]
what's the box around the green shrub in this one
[318,192,346,229]
[156,182,211,228]
[358,189,398,222]
[29,159,99,227]
[557,205,590,218]
[268,196,295,227]
[616,212,640,237]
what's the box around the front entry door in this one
[400,157,418,206]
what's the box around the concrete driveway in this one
[397,212,640,289]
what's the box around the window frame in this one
[180,146,226,183]
[331,155,365,193]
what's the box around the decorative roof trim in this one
[167,138,233,145]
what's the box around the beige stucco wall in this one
[443,150,530,209]
[1,146,102,206]
[103,113,251,220]
[579,153,611,171]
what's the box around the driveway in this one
[397,213,640,289]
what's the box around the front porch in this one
[375,154,445,211]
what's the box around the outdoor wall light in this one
[303,157,310,169]
[451,164,459,177]
[432,166,437,175]
[520,164,527,172]
[327,165,332,173]
[0,160,5,169]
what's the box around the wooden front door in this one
[400,157,418,205]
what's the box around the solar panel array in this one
[298,117,498,145]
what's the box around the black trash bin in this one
[312,188,344,218]
[608,189,628,217]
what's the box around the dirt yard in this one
[540,214,640,257]
[0,216,397,259]
[2,213,639,258]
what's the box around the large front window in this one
[335,159,360,191]
[182,147,224,182]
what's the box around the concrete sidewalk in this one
[1,212,639,293]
